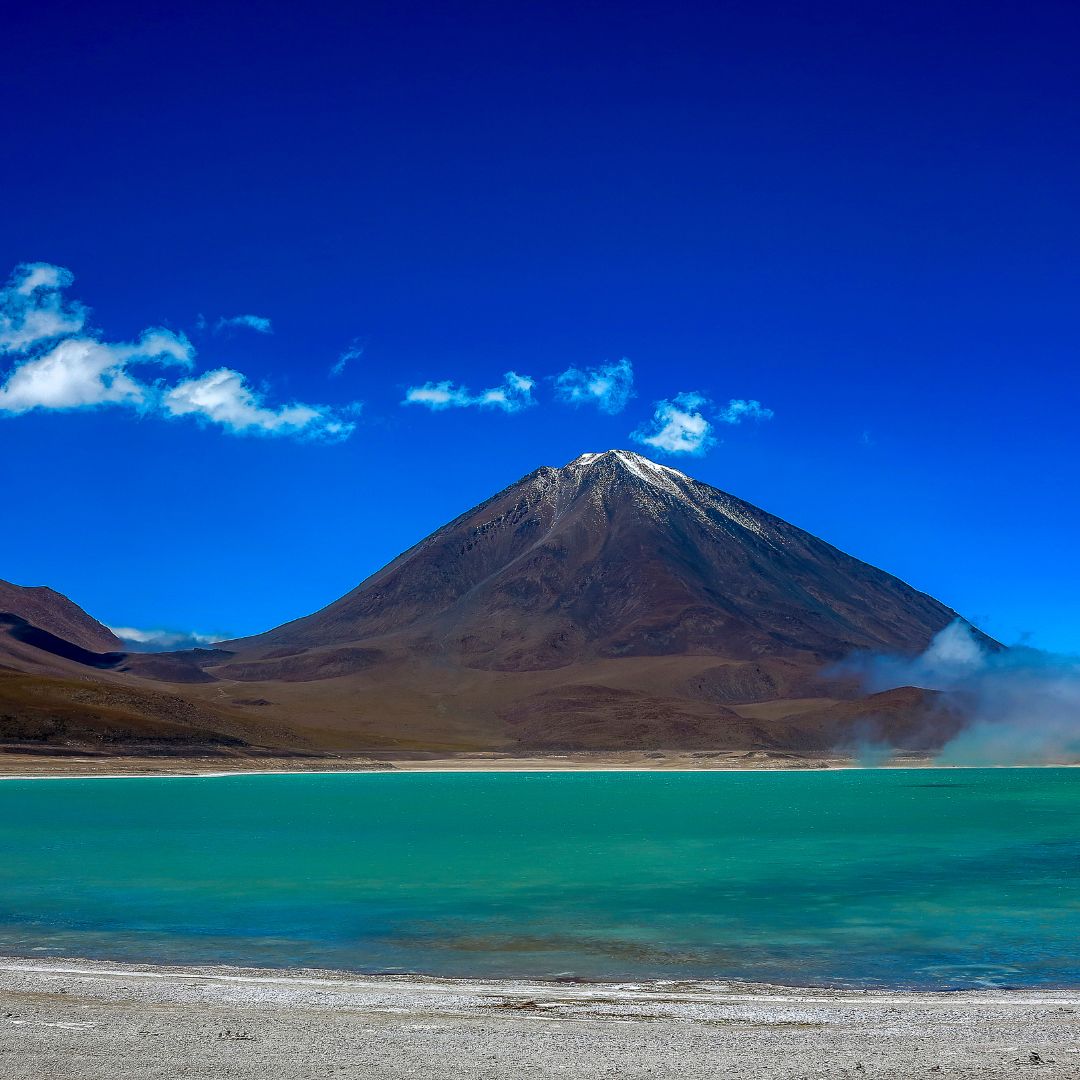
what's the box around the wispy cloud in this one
[331,339,363,378]
[0,263,88,352]
[110,626,222,652]
[717,398,774,424]
[215,314,273,334]
[163,369,355,441]
[631,391,715,456]
[553,357,634,414]
[0,263,356,441]
[403,371,536,413]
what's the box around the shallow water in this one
[1,769,1078,988]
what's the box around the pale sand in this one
[1,957,1077,1078]
[4,750,1080,779]
[0,749,920,778]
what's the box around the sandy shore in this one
[1,957,1077,1078]
[0,749,918,778]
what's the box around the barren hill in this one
[0,579,122,655]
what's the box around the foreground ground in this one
[1,958,1077,1079]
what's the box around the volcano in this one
[0,451,981,756]
[226,449,966,664]
[191,450,975,752]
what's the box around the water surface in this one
[1,768,1078,988]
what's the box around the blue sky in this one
[1,0,1078,650]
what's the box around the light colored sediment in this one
[0,749,932,778]
[3,749,1078,779]
[1,957,1077,1079]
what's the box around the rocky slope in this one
[0,579,122,654]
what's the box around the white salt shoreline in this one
[1,955,1077,1003]
[1,955,1078,1078]
[0,762,1076,780]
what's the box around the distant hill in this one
[0,579,122,654]
[0,579,255,756]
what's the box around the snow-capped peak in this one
[566,449,684,474]
[563,449,688,495]
[558,449,777,540]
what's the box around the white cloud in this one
[0,330,192,415]
[14,263,68,296]
[331,339,363,377]
[0,262,87,352]
[163,368,354,441]
[215,314,273,334]
[0,262,357,441]
[553,357,634,414]
[717,398,774,424]
[631,392,715,456]
[110,626,222,652]
[403,370,536,413]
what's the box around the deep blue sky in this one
[1,0,1078,650]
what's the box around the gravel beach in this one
[2,957,1078,1079]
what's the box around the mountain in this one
[192,450,976,752]
[0,579,122,655]
[0,579,254,755]
[226,450,966,664]
[0,452,983,758]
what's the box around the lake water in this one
[0,769,1078,988]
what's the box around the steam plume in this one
[843,620,1080,765]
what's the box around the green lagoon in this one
[1,768,1078,988]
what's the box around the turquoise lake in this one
[1,769,1078,988]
